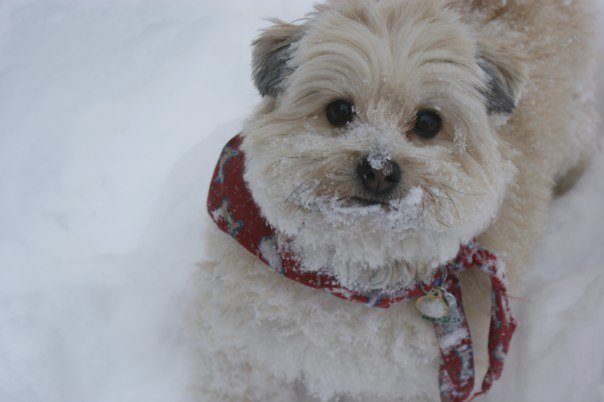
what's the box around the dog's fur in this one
[195,1,598,401]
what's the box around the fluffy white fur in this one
[195,1,599,400]
[243,1,516,291]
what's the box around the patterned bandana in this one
[207,134,517,402]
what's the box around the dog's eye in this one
[325,100,355,127]
[414,110,443,139]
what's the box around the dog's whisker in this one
[423,186,459,229]
[440,183,485,197]
[285,176,316,207]
[434,215,450,229]
[277,155,328,162]
[441,190,462,225]
[302,178,327,207]
[268,157,323,173]
[291,178,329,214]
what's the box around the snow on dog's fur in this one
[244,0,517,292]
[195,1,598,401]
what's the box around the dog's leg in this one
[553,156,591,197]
[468,162,554,389]
[458,268,492,393]
[554,96,599,196]
[193,231,302,402]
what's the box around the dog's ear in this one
[252,19,305,98]
[477,42,528,115]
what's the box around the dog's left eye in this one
[325,100,355,127]
[414,110,443,139]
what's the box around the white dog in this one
[195,1,599,401]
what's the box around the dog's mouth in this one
[347,196,391,208]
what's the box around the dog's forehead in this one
[309,1,474,63]
[289,0,478,107]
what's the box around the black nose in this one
[357,157,402,196]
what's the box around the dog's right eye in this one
[325,100,355,127]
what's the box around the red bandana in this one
[207,134,517,402]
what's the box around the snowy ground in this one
[0,1,602,402]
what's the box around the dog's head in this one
[242,0,525,291]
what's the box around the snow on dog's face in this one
[243,0,525,292]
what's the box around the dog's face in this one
[243,0,525,291]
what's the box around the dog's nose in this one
[357,157,402,196]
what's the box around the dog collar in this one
[207,134,517,402]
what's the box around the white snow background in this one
[0,1,602,401]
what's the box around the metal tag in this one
[416,288,460,324]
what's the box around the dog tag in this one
[416,288,457,322]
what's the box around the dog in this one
[196,1,599,400]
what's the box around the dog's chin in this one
[274,189,477,292]
[286,218,465,292]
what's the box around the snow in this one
[0,1,602,401]
[367,152,390,170]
